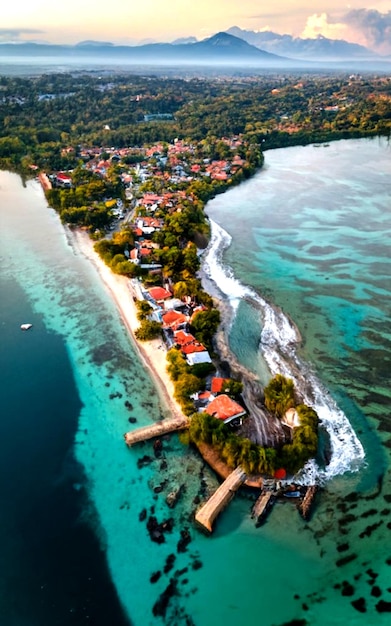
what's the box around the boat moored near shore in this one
[20,323,33,331]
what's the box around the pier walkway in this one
[124,415,189,446]
[195,466,247,533]
[297,485,318,520]
[252,490,275,526]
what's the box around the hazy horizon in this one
[1,2,391,55]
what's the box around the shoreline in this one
[70,228,185,423]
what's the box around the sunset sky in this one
[1,1,391,53]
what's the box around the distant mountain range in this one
[0,32,291,68]
[226,26,378,61]
[0,30,389,71]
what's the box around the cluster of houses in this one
[62,136,247,188]
[46,136,253,427]
[132,280,247,428]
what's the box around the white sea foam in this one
[202,220,254,313]
[203,219,365,484]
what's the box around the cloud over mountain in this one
[301,9,391,55]
[342,9,391,55]
[0,28,44,42]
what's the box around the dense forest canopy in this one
[0,71,390,173]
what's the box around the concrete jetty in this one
[195,466,247,533]
[297,485,318,520]
[252,490,275,526]
[124,415,189,446]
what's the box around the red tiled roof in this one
[173,330,196,346]
[182,343,206,355]
[162,311,187,327]
[211,377,229,394]
[205,394,246,422]
[148,286,172,301]
[139,248,152,256]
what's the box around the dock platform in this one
[297,485,318,520]
[124,415,189,446]
[195,466,247,533]
[252,490,275,526]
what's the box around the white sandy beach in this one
[71,228,186,423]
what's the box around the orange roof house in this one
[205,394,246,425]
[148,287,172,302]
[211,377,229,394]
[162,311,188,330]
[173,330,197,346]
[139,247,152,257]
[182,343,207,355]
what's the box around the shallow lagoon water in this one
[1,137,391,625]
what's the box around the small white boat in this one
[20,323,33,331]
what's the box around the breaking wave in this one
[202,219,365,484]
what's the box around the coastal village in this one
[39,132,319,532]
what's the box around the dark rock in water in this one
[341,581,355,597]
[371,586,382,598]
[109,391,123,399]
[166,485,184,509]
[160,459,168,471]
[152,579,178,618]
[128,416,137,424]
[376,600,391,613]
[193,495,201,505]
[146,516,174,544]
[177,528,191,553]
[366,568,378,580]
[383,494,391,503]
[351,598,367,613]
[139,508,147,522]
[150,571,161,584]
[359,521,383,538]
[124,400,133,410]
[339,513,357,526]
[336,543,349,553]
[191,559,202,570]
[361,508,377,518]
[345,492,359,503]
[137,455,154,468]
[175,567,188,578]
[164,553,176,574]
[150,530,165,544]
[380,508,390,516]
[386,558,391,566]
[153,439,163,457]
[336,554,357,567]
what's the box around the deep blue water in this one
[0,236,130,624]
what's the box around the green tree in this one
[136,299,153,320]
[135,320,162,341]
[190,308,220,350]
[263,374,296,419]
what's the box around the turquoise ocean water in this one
[0,137,390,625]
